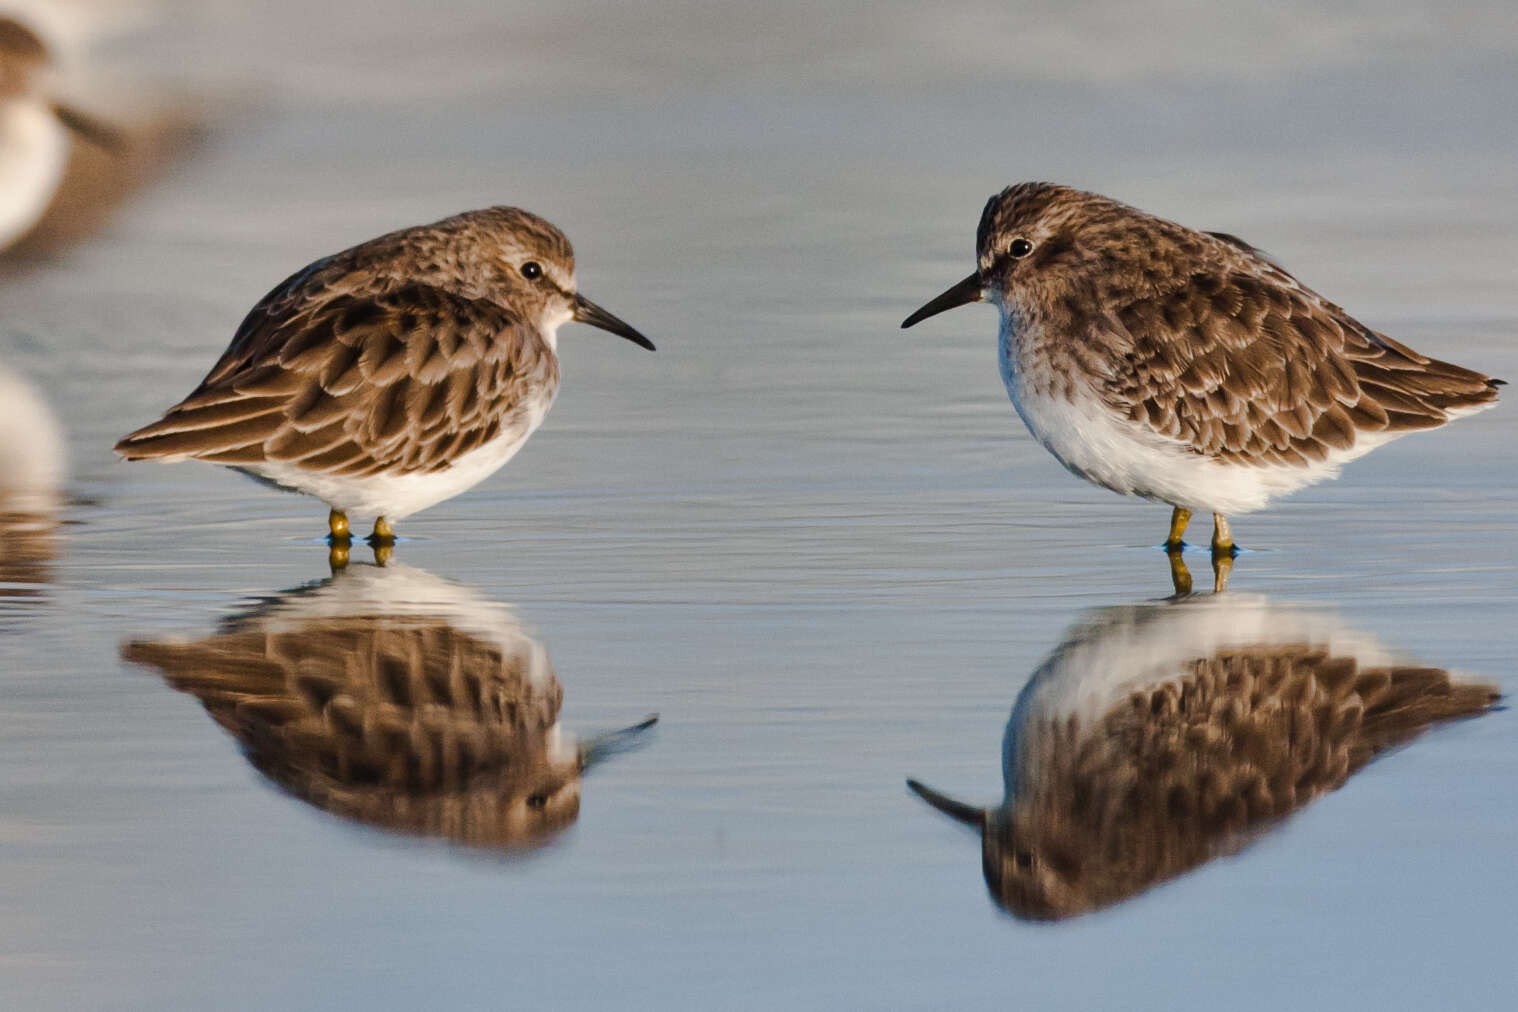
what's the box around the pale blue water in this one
[1,2,1516,1008]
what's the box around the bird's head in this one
[463,206,655,350]
[0,16,49,99]
[907,777,1088,921]
[901,182,1188,329]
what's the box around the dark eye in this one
[520,261,543,280]
[1014,849,1034,870]
[526,793,548,810]
[1009,238,1034,259]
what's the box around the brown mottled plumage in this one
[908,596,1499,920]
[0,512,55,600]
[115,207,654,542]
[119,282,556,475]
[903,183,1502,551]
[122,564,656,851]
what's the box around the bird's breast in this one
[0,99,69,248]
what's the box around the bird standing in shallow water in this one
[903,183,1502,581]
[116,207,655,555]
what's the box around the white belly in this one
[243,392,556,521]
[996,313,1389,516]
[0,100,69,249]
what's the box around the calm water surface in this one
[2,3,1516,1008]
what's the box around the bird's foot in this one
[1165,507,1192,550]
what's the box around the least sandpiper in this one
[115,207,655,546]
[902,183,1503,557]
[0,15,120,250]
[907,594,1499,919]
[123,563,658,851]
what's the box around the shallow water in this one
[2,3,1516,1009]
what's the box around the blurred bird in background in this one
[0,6,121,250]
[0,0,199,260]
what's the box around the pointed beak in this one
[906,778,986,829]
[573,293,656,350]
[901,272,984,328]
[578,714,660,772]
[50,102,125,153]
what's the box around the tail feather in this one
[115,397,286,461]
[1349,665,1499,769]
[116,412,279,461]
[1351,345,1501,433]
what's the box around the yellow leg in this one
[371,541,394,566]
[328,509,351,541]
[329,541,350,572]
[1167,547,1193,597]
[370,515,395,544]
[1210,514,1235,593]
[1211,514,1233,554]
[1165,507,1192,550]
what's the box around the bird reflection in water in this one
[123,563,657,852]
[0,363,63,594]
[908,594,1499,920]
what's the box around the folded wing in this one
[1096,256,1500,467]
[116,283,558,477]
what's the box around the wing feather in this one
[116,282,558,476]
[1096,249,1501,465]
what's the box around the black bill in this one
[574,293,656,350]
[900,272,983,328]
[579,714,660,772]
[50,102,125,153]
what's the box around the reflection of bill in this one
[0,364,63,589]
[909,595,1499,921]
[123,564,656,852]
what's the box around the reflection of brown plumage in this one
[909,597,1499,921]
[123,565,654,852]
[0,511,56,591]
[127,618,578,848]
[994,647,1493,919]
